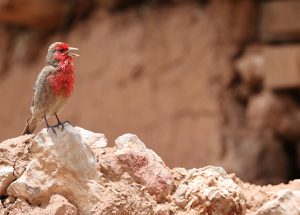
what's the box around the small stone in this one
[0,166,15,195]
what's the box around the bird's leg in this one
[44,115,56,134]
[54,113,70,131]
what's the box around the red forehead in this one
[56,43,69,50]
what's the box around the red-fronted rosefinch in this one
[22,42,79,134]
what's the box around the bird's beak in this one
[68,47,80,57]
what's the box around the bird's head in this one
[46,42,79,66]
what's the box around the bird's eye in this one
[58,49,64,53]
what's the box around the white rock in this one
[75,126,107,149]
[7,124,104,215]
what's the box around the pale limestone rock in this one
[254,190,300,215]
[0,166,15,195]
[75,126,107,149]
[75,126,108,159]
[7,124,105,215]
[115,134,174,201]
[174,166,246,215]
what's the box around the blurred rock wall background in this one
[0,0,299,184]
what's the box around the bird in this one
[22,42,79,135]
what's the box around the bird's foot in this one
[47,125,57,134]
[53,121,71,132]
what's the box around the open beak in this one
[68,47,80,57]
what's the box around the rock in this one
[247,91,300,140]
[155,204,176,215]
[238,179,300,214]
[234,43,300,90]
[263,45,300,89]
[3,195,77,215]
[238,92,290,183]
[173,166,246,215]
[3,196,16,208]
[3,198,36,215]
[44,195,78,215]
[90,178,156,215]
[115,134,174,201]
[0,125,299,214]
[260,0,300,41]
[246,92,283,130]
[0,135,33,177]
[0,201,3,212]
[0,166,15,195]
[7,124,104,214]
[97,147,124,179]
[254,190,300,215]
[234,45,264,85]
[75,126,108,155]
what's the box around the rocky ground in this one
[0,126,299,215]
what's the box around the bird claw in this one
[45,113,71,134]
[53,121,71,132]
[47,126,57,134]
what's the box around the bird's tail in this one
[22,115,38,135]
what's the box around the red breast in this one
[47,57,75,97]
